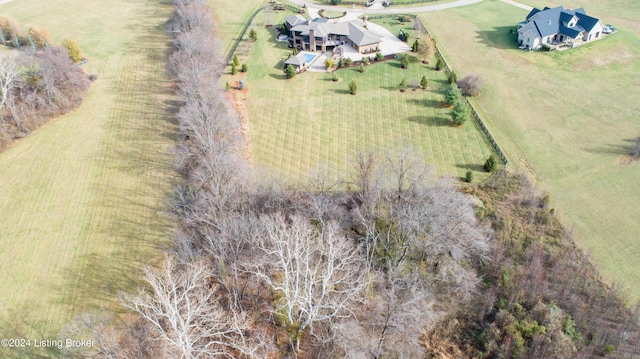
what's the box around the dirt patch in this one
[618,154,640,166]
[576,48,635,71]
[228,89,253,164]
[519,156,537,179]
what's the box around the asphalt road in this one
[287,0,483,14]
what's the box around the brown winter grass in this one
[0,0,175,345]
[421,0,640,302]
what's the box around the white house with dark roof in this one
[517,6,604,50]
[284,15,382,54]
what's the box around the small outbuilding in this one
[284,53,311,73]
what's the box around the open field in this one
[224,10,499,186]
[421,0,640,301]
[210,0,264,56]
[0,0,175,348]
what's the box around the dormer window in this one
[568,16,577,27]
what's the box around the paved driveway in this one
[290,0,483,14]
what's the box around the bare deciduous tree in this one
[332,270,437,358]
[417,34,435,63]
[168,0,214,36]
[62,313,160,359]
[457,73,484,97]
[350,151,381,217]
[253,214,368,352]
[0,54,20,114]
[371,270,435,358]
[415,176,492,297]
[123,258,258,359]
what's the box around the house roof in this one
[285,14,307,28]
[525,8,540,20]
[284,53,306,67]
[559,24,582,38]
[520,22,540,39]
[291,22,330,38]
[521,6,601,40]
[347,22,381,46]
[576,13,601,32]
[290,19,382,46]
[559,11,574,26]
[528,6,563,37]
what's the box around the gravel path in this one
[499,0,532,11]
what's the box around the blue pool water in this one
[301,53,317,63]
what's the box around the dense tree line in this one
[0,17,91,151]
[65,1,639,358]
[432,172,640,358]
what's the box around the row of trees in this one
[0,15,51,49]
[434,171,640,358]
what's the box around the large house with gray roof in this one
[284,14,382,54]
[517,6,604,50]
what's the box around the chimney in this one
[309,29,316,51]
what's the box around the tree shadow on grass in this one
[583,138,638,156]
[406,97,442,109]
[475,26,519,50]
[387,60,403,69]
[273,59,286,71]
[407,115,450,127]
[0,306,66,358]
[331,88,352,95]
[456,163,485,172]
[269,72,288,80]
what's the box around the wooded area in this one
[0,16,91,151]
[62,1,640,358]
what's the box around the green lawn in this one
[210,0,265,56]
[421,0,640,302]
[0,0,174,349]
[224,10,499,187]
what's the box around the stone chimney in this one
[309,29,316,51]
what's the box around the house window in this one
[527,37,530,43]
[596,32,600,38]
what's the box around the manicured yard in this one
[0,0,174,348]
[421,0,640,302]
[224,10,499,186]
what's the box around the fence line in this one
[225,5,264,64]
[415,17,509,167]
[283,3,302,12]
[363,13,415,20]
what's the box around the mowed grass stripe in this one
[225,11,496,186]
[0,0,175,339]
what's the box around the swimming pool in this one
[300,52,318,64]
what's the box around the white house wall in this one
[586,21,604,41]
[519,29,542,49]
